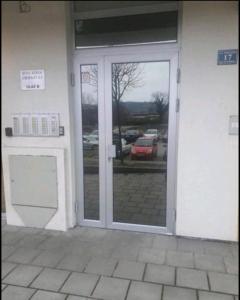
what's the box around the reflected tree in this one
[82,63,144,164]
[151,92,169,124]
[112,63,144,164]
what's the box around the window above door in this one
[73,1,179,48]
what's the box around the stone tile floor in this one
[1,221,239,300]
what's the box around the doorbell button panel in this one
[11,113,61,137]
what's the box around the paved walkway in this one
[1,221,239,300]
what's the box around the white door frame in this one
[74,43,179,234]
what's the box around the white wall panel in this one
[176,1,238,241]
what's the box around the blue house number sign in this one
[217,49,238,65]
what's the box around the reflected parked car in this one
[131,137,158,160]
[125,129,142,143]
[83,135,98,150]
[91,130,98,137]
[113,136,131,158]
[144,129,160,140]
[87,135,98,145]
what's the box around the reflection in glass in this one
[80,65,99,220]
[112,61,169,226]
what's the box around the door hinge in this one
[176,98,180,112]
[71,72,75,87]
[177,68,181,84]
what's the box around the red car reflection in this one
[131,137,158,160]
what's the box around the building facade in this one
[2,1,239,241]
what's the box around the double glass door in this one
[74,46,178,234]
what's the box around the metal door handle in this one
[108,145,116,159]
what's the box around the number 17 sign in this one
[217,49,238,65]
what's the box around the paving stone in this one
[31,290,67,300]
[152,235,177,250]
[178,238,205,253]
[224,256,239,274]
[138,247,165,264]
[235,297,239,300]
[92,276,130,300]
[144,263,175,285]
[113,260,145,280]
[136,233,154,248]
[167,250,194,268]
[16,234,48,248]
[126,281,162,300]
[77,227,108,242]
[162,286,197,300]
[2,231,25,246]
[199,291,234,300]
[31,250,65,267]
[6,247,42,264]
[1,246,17,260]
[57,254,90,272]
[39,229,63,237]
[195,254,225,272]
[111,245,140,261]
[19,227,43,235]
[3,265,42,287]
[2,285,36,300]
[66,297,89,300]
[84,242,115,259]
[204,242,233,257]
[66,241,94,256]
[2,284,7,291]
[31,268,70,291]
[85,257,117,276]
[177,267,209,290]
[231,244,239,257]
[2,225,21,232]
[61,272,99,296]
[208,271,239,295]
[38,236,72,251]
[2,262,17,279]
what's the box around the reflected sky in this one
[81,61,170,104]
[122,62,169,102]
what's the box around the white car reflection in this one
[113,137,131,158]
[83,135,99,150]
[144,129,160,140]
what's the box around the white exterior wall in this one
[1,1,76,228]
[176,1,238,241]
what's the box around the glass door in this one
[105,51,178,234]
[75,46,178,234]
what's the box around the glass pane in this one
[80,65,99,220]
[112,61,169,226]
[75,11,178,48]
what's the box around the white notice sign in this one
[20,69,45,90]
